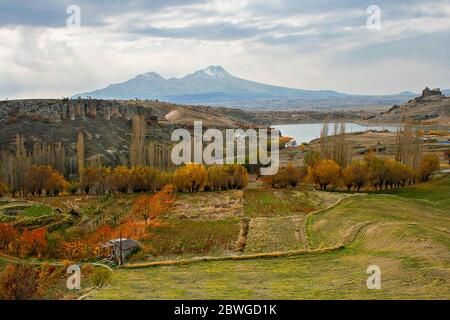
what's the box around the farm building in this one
[100,238,140,265]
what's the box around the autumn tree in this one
[28,165,67,196]
[342,160,369,191]
[0,223,19,250]
[304,151,321,168]
[130,114,147,167]
[173,164,207,192]
[20,228,48,258]
[131,185,173,225]
[0,264,38,300]
[418,154,440,181]
[365,154,389,190]
[444,149,450,165]
[129,166,160,193]
[111,166,130,193]
[77,129,85,173]
[262,164,304,188]
[224,164,249,190]
[308,159,341,190]
[0,180,8,197]
[206,165,228,191]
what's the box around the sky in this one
[1,0,450,99]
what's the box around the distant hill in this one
[363,89,450,125]
[72,66,347,103]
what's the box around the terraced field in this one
[88,175,450,299]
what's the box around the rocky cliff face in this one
[0,99,167,169]
[0,99,157,124]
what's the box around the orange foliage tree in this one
[308,159,341,190]
[419,154,440,181]
[0,264,38,300]
[0,223,19,250]
[342,160,368,191]
[19,228,48,257]
[28,165,67,196]
[173,163,207,192]
[445,149,450,164]
[131,185,174,225]
[262,164,304,188]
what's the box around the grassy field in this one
[88,175,450,299]
[143,219,240,258]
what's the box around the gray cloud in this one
[1,0,450,98]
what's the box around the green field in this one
[88,175,450,299]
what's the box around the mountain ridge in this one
[72,65,347,103]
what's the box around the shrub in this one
[0,264,38,300]
[91,268,112,288]
[66,182,79,195]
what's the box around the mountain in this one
[72,66,347,103]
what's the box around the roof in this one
[100,238,140,251]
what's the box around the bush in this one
[66,182,79,195]
[0,264,38,300]
[91,268,112,288]
[173,164,207,192]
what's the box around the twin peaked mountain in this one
[73,66,345,104]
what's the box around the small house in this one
[100,238,140,265]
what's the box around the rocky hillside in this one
[364,88,450,125]
[0,99,264,169]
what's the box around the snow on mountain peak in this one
[136,71,164,80]
[200,65,229,78]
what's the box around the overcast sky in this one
[1,0,450,99]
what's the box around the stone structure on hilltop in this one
[421,87,442,98]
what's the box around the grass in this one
[244,188,346,218]
[88,175,450,300]
[245,216,306,253]
[142,219,240,258]
[89,249,448,300]
[22,205,54,217]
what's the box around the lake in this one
[272,123,400,145]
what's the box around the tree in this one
[28,165,67,196]
[111,166,130,193]
[131,185,173,225]
[0,264,38,300]
[206,165,228,191]
[308,159,341,190]
[0,181,8,197]
[445,149,450,165]
[0,223,19,250]
[262,164,304,188]
[365,154,389,190]
[418,154,440,181]
[173,164,206,192]
[342,160,368,191]
[130,114,146,166]
[224,164,249,190]
[20,228,48,257]
[76,130,85,174]
[284,163,304,187]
